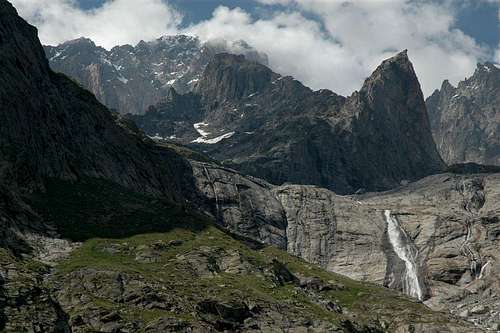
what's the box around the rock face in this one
[44,36,268,114]
[426,63,500,165]
[0,0,203,255]
[273,186,337,268]
[0,1,194,198]
[132,52,445,194]
[273,172,500,331]
[190,160,288,249]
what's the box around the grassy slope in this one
[54,226,449,330]
[23,178,457,331]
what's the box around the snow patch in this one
[117,76,129,84]
[148,134,166,140]
[481,64,491,73]
[193,122,210,137]
[271,76,284,84]
[49,51,62,61]
[192,132,235,144]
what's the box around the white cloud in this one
[188,1,488,96]
[10,0,492,96]
[10,0,181,48]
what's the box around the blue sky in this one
[11,0,499,96]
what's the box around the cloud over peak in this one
[12,0,181,48]
[11,0,493,96]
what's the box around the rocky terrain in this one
[0,1,482,332]
[426,63,499,166]
[131,51,445,194]
[185,146,500,331]
[274,172,500,331]
[44,36,268,115]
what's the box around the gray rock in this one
[190,161,287,249]
[470,305,489,315]
[274,173,500,331]
[133,51,445,194]
[44,37,268,115]
[427,63,499,166]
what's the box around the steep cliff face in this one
[133,52,445,194]
[0,0,203,259]
[342,50,445,189]
[0,2,192,199]
[190,161,288,249]
[44,36,268,114]
[273,173,500,331]
[427,63,500,165]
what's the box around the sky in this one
[9,0,500,97]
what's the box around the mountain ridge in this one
[44,35,269,114]
[0,0,497,331]
[426,62,499,166]
[131,50,445,194]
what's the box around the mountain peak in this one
[0,0,188,197]
[360,50,422,103]
[440,79,456,93]
[380,49,411,67]
[196,53,274,103]
[60,37,96,47]
[475,62,499,75]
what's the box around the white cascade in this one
[384,210,423,300]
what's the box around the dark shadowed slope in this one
[132,51,445,194]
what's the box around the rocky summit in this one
[44,36,268,115]
[426,63,500,166]
[131,52,445,194]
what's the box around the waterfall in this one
[384,210,423,300]
[479,261,490,279]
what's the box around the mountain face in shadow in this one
[427,63,500,166]
[132,51,445,194]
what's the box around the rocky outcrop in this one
[427,63,500,165]
[44,36,268,114]
[133,51,444,194]
[43,225,479,333]
[0,249,71,332]
[274,173,500,331]
[190,161,287,249]
[129,88,203,141]
[273,186,337,267]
